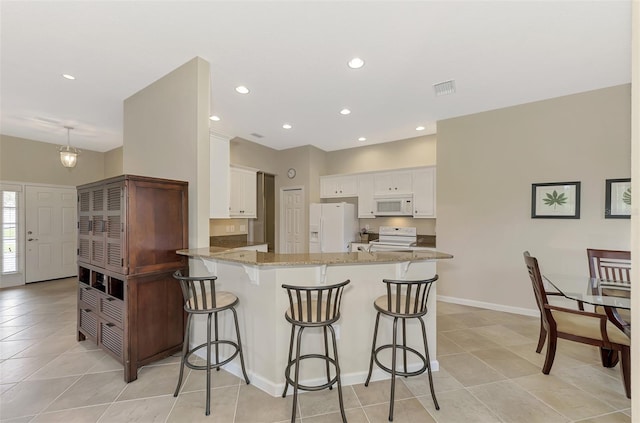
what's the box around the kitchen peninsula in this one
[176,247,453,396]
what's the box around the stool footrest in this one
[284,353,339,392]
[184,340,241,370]
[372,344,427,377]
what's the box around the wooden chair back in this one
[523,252,551,323]
[587,248,631,283]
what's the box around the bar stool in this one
[172,270,250,416]
[281,280,350,423]
[364,276,440,421]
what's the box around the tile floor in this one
[0,278,632,422]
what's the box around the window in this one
[1,187,21,274]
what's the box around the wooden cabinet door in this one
[77,189,92,264]
[357,174,375,218]
[374,171,412,195]
[412,167,436,218]
[229,168,257,217]
[89,186,107,268]
[321,175,357,198]
[105,182,125,273]
[241,170,257,217]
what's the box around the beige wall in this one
[437,84,631,313]
[0,134,105,186]
[230,137,280,174]
[324,134,436,174]
[123,57,211,248]
[104,147,123,178]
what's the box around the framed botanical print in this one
[605,178,631,219]
[531,181,581,219]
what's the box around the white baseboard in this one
[437,295,539,317]
[202,355,439,397]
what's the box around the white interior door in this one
[281,188,304,253]
[25,185,77,283]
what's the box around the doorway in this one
[25,185,77,283]
[280,187,305,253]
[249,172,275,252]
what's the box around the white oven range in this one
[365,226,432,252]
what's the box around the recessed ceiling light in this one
[347,57,365,69]
[416,126,425,131]
[282,123,292,129]
[235,86,250,94]
[62,74,75,80]
[340,108,351,115]
[209,115,221,121]
[358,137,367,142]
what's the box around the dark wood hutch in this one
[76,174,188,382]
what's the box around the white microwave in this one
[374,196,413,216]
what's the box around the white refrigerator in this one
[309,203,358,253]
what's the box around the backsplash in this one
[210,218,249,236]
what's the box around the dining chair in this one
[534,267,584,354]
[523,251,631,398]
[587,248,631,322]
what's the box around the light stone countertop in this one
[177,247,453,267]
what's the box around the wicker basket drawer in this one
[79,307,98,340]
[100,296,124,328]
[100,321,124,361]
[78,285,100,308]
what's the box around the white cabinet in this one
[229,166,257,218]
[320,175,358,198]
[412,167,436,218]
[210,133,230,218]
[374,171,412,195]
[357,174,376,218]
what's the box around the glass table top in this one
[543,274,631,310]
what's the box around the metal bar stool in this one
[281,280,350,423]
[364,276,440,421]
[173,270,250,416]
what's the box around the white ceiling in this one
[0,1,632,153]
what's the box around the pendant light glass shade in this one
[59,126,79,168]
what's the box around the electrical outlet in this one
[365,224,370,231]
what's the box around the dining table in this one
[543,274,631,367]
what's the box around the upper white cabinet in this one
[210,133,230,218]
[412,167,436,218]
[320,174,358,198]
[229,166,257,218]
[320,166,436,218]
[373,171,413,195]
[357,174,376,218]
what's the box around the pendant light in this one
[59,126,79,168]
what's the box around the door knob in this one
[28,238,39,241]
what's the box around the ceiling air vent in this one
[433,80,456,96]
[250,133,264,138]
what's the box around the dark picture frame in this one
[605,178,631,219]
[531,181,581,219]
